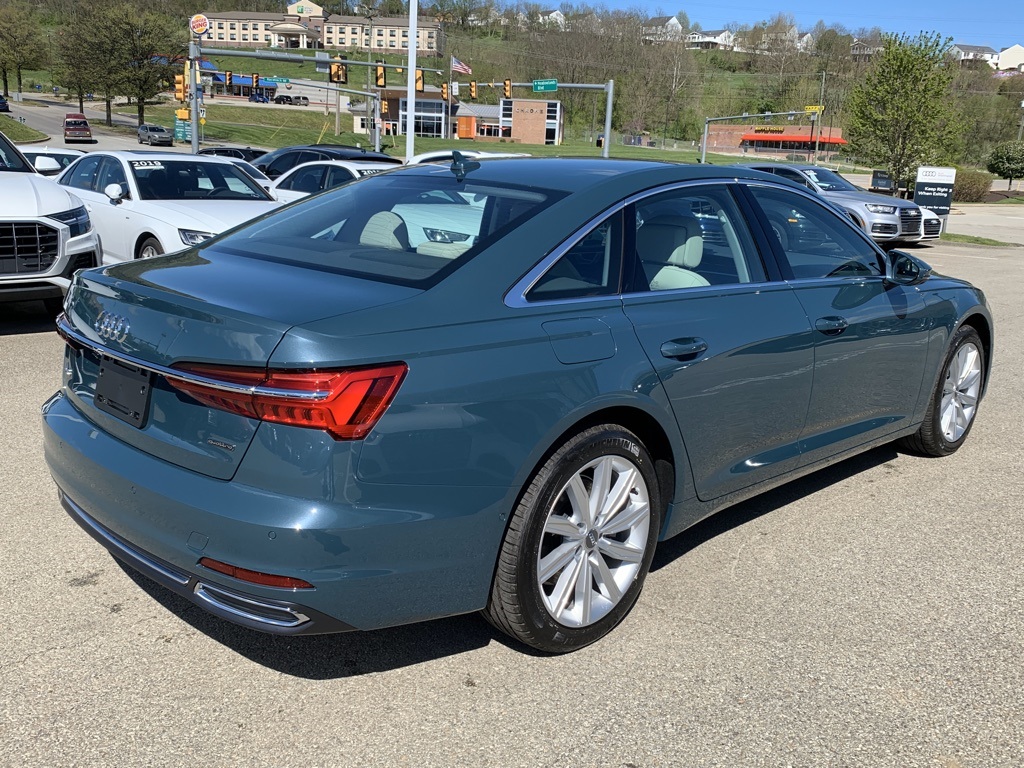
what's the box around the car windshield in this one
[210,172,563,287]
[802,167,857,192]
[147,126,167,133]
[65,120,88,128]
[0,133,32,172]
[130,159,272,200]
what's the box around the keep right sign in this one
[914,166,957,218]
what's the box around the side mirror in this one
[104,183,128,204]
[34,156,62,174]
[885,250,932,286]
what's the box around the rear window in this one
[210,172,563,287]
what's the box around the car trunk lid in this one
[60,249,419,480]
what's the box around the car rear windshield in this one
[209,172,564,287]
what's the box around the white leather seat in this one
[359,211,409,250]
[415,241,471,259]
[637,215,709,290]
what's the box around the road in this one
[1,217,1022,766]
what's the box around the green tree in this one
[0,2,48,96]
[987,141,1024,190]
[109,8,184,125]
[847,32,964,186]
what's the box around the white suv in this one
[0,130,100,312]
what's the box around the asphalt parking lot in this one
[1,226,1021,767]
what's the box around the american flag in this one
[451,56,472,75]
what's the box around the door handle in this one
[815,316,849,335]
[660,338,708,361]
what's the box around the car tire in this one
[137,237,163,260]
[138,136,143,144]
[900,325,984,457]
[485,424,661,653]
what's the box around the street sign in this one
[915,166,957,218]
[533,79,558,93]
[263,77,290,84]
[199,107,207,119]
[315,51,330,74]
[452,81,460,96]
[804,104,823,113]
[174,116,193,141]
[200,118,206,126]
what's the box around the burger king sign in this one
[189,14,210,37]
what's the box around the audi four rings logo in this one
[94,312,130,343]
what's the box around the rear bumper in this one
[42,388,511,634]
[59,490,352,634]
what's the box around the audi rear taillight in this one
[166,363,407,440]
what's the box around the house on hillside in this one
[685,29,735,50]
[851,38,883,62]
[997,44,1024,71]
[797,31,815,51]
[537,10,566,29]
[951,43,999,67]
[643,16,683,43]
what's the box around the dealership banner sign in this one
[914,166,957,218]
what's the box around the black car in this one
[197,146,268,162]
[0,95,10,112]
[254,144,402,179]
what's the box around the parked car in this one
[248,93,270,103]
[43,158,992,653]
[272,94,309,106]
[136,123,173,146]
[0,130,99,312]
[63,113,93,143]
[254,143,402,179]
[269,159,394,202]
[19,147,85,176]
[55,151,282,263]
[0,95,10,113]
[742,162,924,245]
[197,146,268,162]
[406,149,531,165]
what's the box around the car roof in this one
[87,150,239,165]
[22,146,85,155]
[274,158,399,178]
[390,157,781,194]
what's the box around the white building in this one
[642,16,683,43]
[685,29,735,50]
[950,44,999,68]
[998,44,1024,71]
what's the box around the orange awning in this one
[741,133,847,145]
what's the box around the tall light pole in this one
[358,3,379,146]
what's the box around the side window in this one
[746,184,884,279]
[62,155,102,192]
[773,167,814,189]
[97,158,129,197]
[631,185,766,292]
[267,152,300,178]
[527,212,623,301]
[282,165,328,193]
[325,166,357,189]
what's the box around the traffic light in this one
[375,62,386,88]
[174,74,186,102]
[469,80,477,99]
[329,62,347,84]
[415,69,424,92]
[440,83,448,101]
[225,71,233,88]
[503,79,512,99]
[252,72,260,88]
[380,97,389,115]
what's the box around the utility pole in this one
[812,71,825,163]
[189,38,200,153]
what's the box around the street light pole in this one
[358,3,379,147]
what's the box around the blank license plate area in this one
[95,357,152,428]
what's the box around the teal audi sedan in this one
[43,158,992,653]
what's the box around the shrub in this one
[987,141,1024,189]
[952,168,994,203]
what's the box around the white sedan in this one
[270,159,395,203]
[56,151,283,263]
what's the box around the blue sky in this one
[616,1,1021,51]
